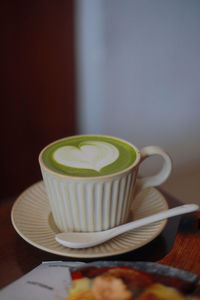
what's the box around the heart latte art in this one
[41,136,137,177]
[53,141,119,172]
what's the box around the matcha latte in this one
[39,135,172,232]
[41,135,137,177]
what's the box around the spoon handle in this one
[109,204,199,238]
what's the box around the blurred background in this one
[1,0,200,204]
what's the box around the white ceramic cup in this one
[39,135,172,232]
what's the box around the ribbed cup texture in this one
[41,168,136,232]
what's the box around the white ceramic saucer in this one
[11,181,168,258]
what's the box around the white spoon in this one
[55,204,199,249]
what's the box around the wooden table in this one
[0,190,200,290]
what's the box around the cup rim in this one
[38,134,141,180]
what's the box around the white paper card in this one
[0,261,85,300]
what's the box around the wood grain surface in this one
[159,210,200,274]
[0,191,199,289]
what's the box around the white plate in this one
[11,181,168,258]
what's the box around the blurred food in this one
[66,266,200,300]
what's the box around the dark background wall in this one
[1,0,77,199]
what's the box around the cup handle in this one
[136,146,172,193]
